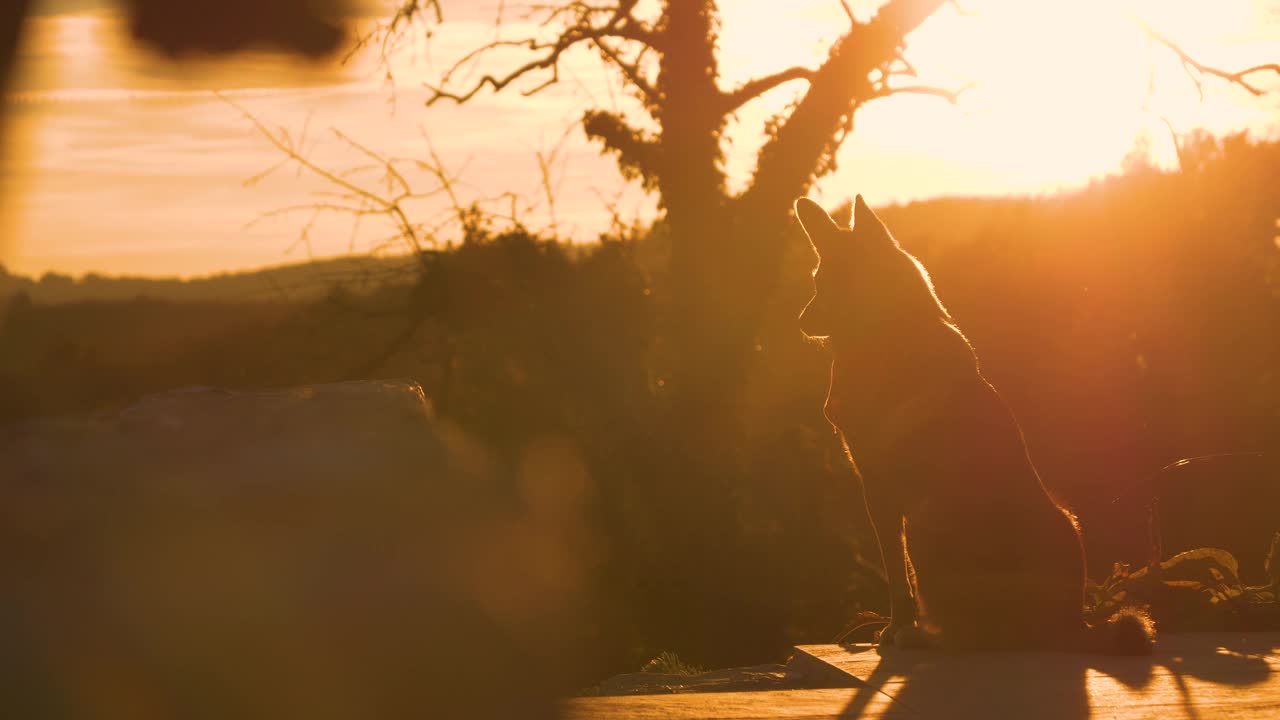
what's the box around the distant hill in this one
[0,253,420,304]
[0,196,1028,307]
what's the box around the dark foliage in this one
[2,132,1277,672]
[1086,545,1279,632]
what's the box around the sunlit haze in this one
[2,0,1278,276]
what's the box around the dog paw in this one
[891,625,936,650]
[875,623,915,648]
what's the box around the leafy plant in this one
[641,651,704,676]
[1086,541,1280,632]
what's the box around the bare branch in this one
[1157,115,1188,173]
[870,80,975,104]
[425,2,660,106]
[342,1,444,74]
[739,0,949,209]
[332,128,412,197]
[591,37,658,104]
[722,66,816,113]
[226,96,398,215]
[532,123,578,236]
[883,49,917,79]
[222,93,461,262]
[839,0,856,25]
[1138,20,1280,99]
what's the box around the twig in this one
[591,37,658,104]
[425,1,659,106]
[1157,115,1187,173]
[1137,19,1280,99]
[871,81,975,104]
[839,0,857,25]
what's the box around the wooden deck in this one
[564,633,1280,719]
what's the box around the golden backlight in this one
[1,6,1278,712]
[798,0,1279,203]
[1,0,1276,276]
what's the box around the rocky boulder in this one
[1,381,592,719]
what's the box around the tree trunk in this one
[656,1,735,428]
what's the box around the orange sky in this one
[2,0,1278,277]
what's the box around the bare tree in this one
[360,1,1280,445]
[417,0,965,429]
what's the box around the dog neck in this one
[824,316,979,445]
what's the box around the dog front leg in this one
[865,492,916,645]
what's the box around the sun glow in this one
[726,0,1280,203]
[3,1,1276,276]
[914,2,1156,171]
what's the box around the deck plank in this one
[567,634,1280,719]
[795,633,1280,719]
[563,687,910,719]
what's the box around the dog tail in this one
[1079,608,1156,655]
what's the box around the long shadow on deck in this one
[838,635,1277,719]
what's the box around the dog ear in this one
[794,197,839,254]
[853,194,893,243]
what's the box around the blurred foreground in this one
[1,380,587,718]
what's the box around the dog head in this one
[794,195,948,342]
